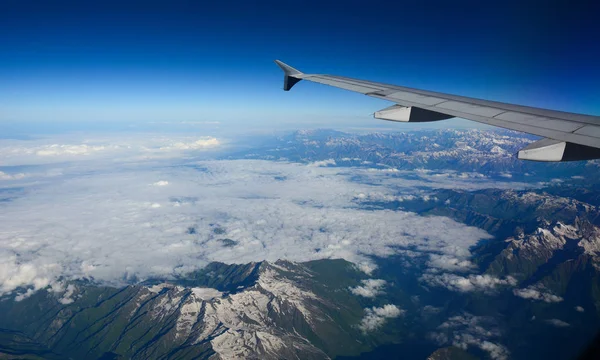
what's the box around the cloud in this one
[0,158,493,297]
[359,304,404,332]
[366,168,399,173]
[545,319,570,328]
[351,168,532,192]
[426,255,475,273]
[0,253,52,296]
[191,287,223,300]
[575,306,585,313]
[150,121,221,126]
[349,279,386,298]
[356,263,377,275]
[160,137,220,150]
[307,159,336,167]
[420,305,442,318]
[0,134,223,166]
[0,171,27,181]
[432,171,487,180]
[36,144,107,156]
[354,192,431,203]
[431,313,509,360]
[513,285,563,303]
[0,138,493,298]
[421,273,517,294]
[57,284,77,304]
[478,341,511,360]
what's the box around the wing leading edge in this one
[274,60,600,162]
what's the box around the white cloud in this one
[191,287,223,300]
[513,286,563,303]
[36,144,107,156]
[478,341,511,360]
[356,263,377,275]
[0,158,493,297]
[58,284,77,304]
[431,313,509,360]
[0,136,494,298]
[545,319,570,328]
[14,288,36,302]
[47,281,78,304]
[352,168,532,192]
[354,192,420,203]
[0,134,222,166]
[366,168,399,173]
[427,255,475,273]
[0,254,52,295]
[0,171,27,181]
[575,306,585,313]
[421,273,517,294]
[358,304,404,332]
[349,279,386,298]
[160,137,220,150]
[307,159,336,167]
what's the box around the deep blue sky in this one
[1,0,598,132]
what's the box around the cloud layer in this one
[0,143,494,297]
[0,134,221,166]
[431,313,509,360]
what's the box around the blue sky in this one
[1,0,599,133]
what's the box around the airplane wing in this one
[275,60,600,162]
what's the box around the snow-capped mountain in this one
[0,260,389,359]
[233,129,600,180]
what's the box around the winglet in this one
[274,60,303,91]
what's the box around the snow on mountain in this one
[11,260,360,359]
[501,222,577,267]
[129,262,330,359]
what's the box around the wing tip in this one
[274,60,303,91]
[274,60,302,76]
